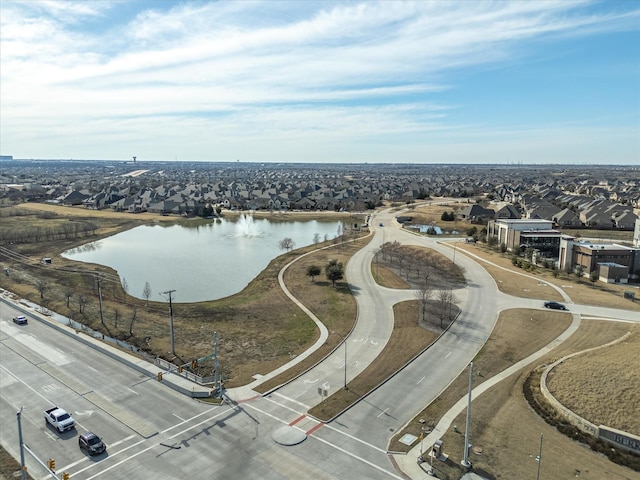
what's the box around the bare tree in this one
[436,288,454,329]
[78,295,88,314]
[279,237,295,252]
[36,279,49,300]
[417,282,433,322]
[313,233,321,245]
[142,282,152,306]
[64,287,73,308]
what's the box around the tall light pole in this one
[331,331,348,390]
[161,290,176,357]
[17,406,27,480]
[461,361,473,469]
[536,433,544,480]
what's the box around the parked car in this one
[12,315,27,325]
[79,431,106,455]
[544,301,568,311]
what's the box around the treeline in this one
[0,221,99,245]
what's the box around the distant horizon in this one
[3,157,639,168]
[1,1,638,165]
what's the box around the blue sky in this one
[1,0,638,164]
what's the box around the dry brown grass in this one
[432,320,639,480]
[547,330,640,434]
[455,243,640,311]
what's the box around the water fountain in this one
[235,213,263,237]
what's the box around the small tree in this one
[313,233,321,245]
[325,259,344,287]
[64,287,73,308]
[36,279,49,300]
[306,265,321,282]
[417,283,433,322]
[589,270,599,286]
[78,295,88,314]
[142,282,152,306]
[279,237,295,252]
[574,265,585,283]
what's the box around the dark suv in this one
[79,432,106,455]
[544,301,568,311]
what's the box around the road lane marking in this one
[83,407,233,479]
[172,413,185,422]
[445,351,452,358]
[417,376,425,385]
[271,391,310,409]
[376,408,389,418]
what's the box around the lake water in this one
[62,215,345,303]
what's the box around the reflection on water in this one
[62,217,344,303]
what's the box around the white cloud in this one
[0,0,638,162]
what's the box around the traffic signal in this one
[48,458,55,471]
[157,372,163,381]
[191,359,197,369]
[62,472,70,480]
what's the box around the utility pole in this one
[461,362,473,469]
[17,407,27,480]
[162,290,176,357]
[96,273,104,326]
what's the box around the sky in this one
[1,0,639,165]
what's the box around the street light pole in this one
[536,433,544,480]
[461,361,473,469]
[17,406,27,480]
[331,331,348,390]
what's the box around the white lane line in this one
[376,408,389,418]
[270,391,310,410]
[83,407,233,479]
[417,376,425,385]
[126,387,139,395]
[445,351,452,359]
[173,413,186,422]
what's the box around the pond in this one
[62,215,345,303]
